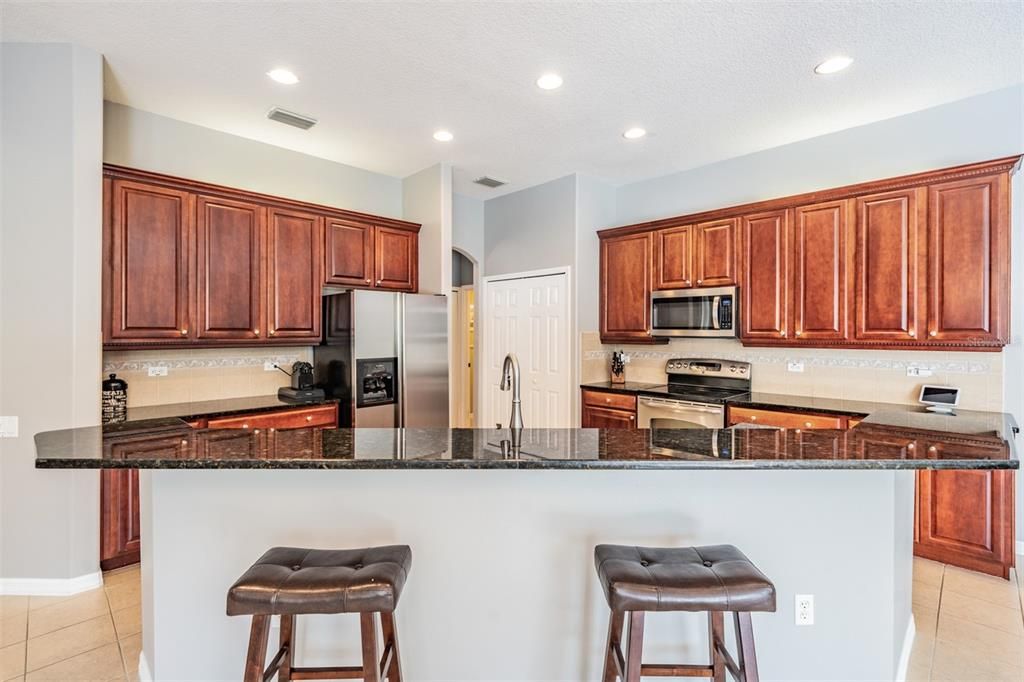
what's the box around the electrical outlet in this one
[147,365,169,377]
[622,354,631,364]
[787,361,805,373]
[907,366,933,378]
[795,594,814,625]
[264,361,278,372]
[0,416,19,438]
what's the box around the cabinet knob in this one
[606,397,611,403]
[180,328,188,335]
[629,415,635,420]
[780,330,787,337]
[907,443,915,449]
[376,279,382,285]
[804,422,812,428]
[928,445,937,452]
[750,415,757,421]
[306,415,313,422]
[929,330,937,337]
[909,329,916,337]
[365,278,371,284]
[685,279,691,285]
[269,330,276,336]
[795,330,802,336]
[242,423,249,429]
[697,279,703,285]
[253,329,259,335]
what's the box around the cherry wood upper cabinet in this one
[740,209,790,340]
[324,218,374,288]
[374,226,418,291]
[196,196,265,341]
[105,179,194,343]
[792,200,853,341]
[600,232,659,343]
[653,225,693,290]
[694,218,738,287]
[926,174,1009,344]
[853,188,926,343]
[266,208,322,342]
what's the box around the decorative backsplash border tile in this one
[582,349,994,374]
[103,352,306,373]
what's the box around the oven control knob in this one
[681,363,689,369]
[668,362,678,370]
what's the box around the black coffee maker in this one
[278,361,325,403]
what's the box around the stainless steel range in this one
[637,358,751,429]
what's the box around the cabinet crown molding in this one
[103,164,421,233]
[598,155,1022,239]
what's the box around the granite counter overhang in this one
[34,423,1018,471]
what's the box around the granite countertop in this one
[120,395,338,423]
[34,423,1017,470]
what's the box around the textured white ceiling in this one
[2,1,1022,198]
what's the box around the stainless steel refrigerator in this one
[314,290,449,428]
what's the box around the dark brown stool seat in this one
[228,545,411,682]
[595,544,776,682]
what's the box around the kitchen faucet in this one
[499,353,525,430]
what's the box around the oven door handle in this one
[639,398,722,414]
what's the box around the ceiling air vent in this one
[473,176,507,189]
[267,107,318,130]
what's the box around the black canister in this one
[102,373,128,423]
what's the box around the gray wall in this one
[402,163,451,294]
[575,175,617,333]
[452,193,484,267]
[104,101,403,218]
[1,43,103,581]
[484,174,576,277]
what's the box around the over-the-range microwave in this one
[650,286,738,338]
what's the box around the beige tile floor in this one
[2,558,1024,681]
[0,565,139,682]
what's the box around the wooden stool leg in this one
[708,611,725,682]
[278,614,294,682]
[380,611,403,682]
[624,611,645,682]
[734,612,760,682]
[601,610,625,682]
[243,614,271,682]
[360,612,381,682]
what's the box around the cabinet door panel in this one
[107,180,193,341]
[793,200,852,341]
[654,225,692,290]
[854,189,925,341]
[600,232,655,341]
[915,469,1013,578]
[196,196,264,341]
[375,227,417,291]
[740,210,789,340]
[581,405,636,429]
[100,469,141,570]
[927,175,1008,343]
[267,208,322,341]
[695,218,737,287]
[325,218,374,287]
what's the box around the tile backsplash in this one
[581,332,1004,412]
[103,347,313,407]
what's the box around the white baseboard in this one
[138,651,153,682]
[895,615,917,682]
[0,570,103,596]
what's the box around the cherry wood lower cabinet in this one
[580,389,637,428]
[99,404,339,569]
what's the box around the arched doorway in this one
[451,248,477,427]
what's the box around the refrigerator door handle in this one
[397,294,407,428]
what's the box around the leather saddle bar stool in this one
[595,544,776,682]
[227,545,412,682]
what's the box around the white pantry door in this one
[483,271,570,428]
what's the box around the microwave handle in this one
[711,296,721,329]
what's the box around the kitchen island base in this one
[139,468,913,681]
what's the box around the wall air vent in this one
[267,107,318,130]
[473,176,507,189]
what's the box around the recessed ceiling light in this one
[623,127,647,140]
[536,73,563,90]
[814,56,853,75]
[433,130,454,142]
[267,68,300,85]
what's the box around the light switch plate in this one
[0,416,19,438]
[787,361,805,373]
[147,365,169,377]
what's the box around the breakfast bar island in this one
[35,419,1017,682]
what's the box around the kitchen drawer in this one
[205,404,338,431]
[582,389,637,412]
[727,406,845,430]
